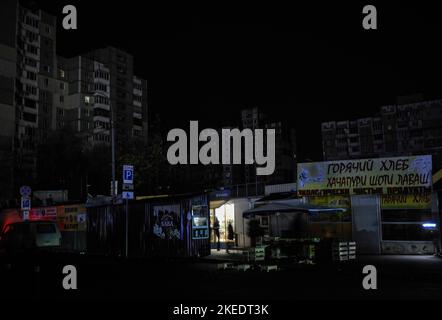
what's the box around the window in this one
[373,134,383,141]
[45,26,51,34]
[94,108,110,117]
[25,126,35,136]
[24,15,39,28]
[24,98,36,109]
[94,70,109,80]
[26,30,38,42]
[382,210,432,222]
[95,95,109,105]
[23,112,37,122]
[94,83,107,92]
[133,117,142,127]
[59,69,65,78]
[60,82,65,90]
[382,224,434,241]
[36,223,56,234]
[25,57,37,67]
[84,96,91,104]
[25,85,37,95]
[381,206,434,241]
[44,78,49,87]
[43,65,51,73]
[26,44,38,55]
[56,108,64,117]
[26,71,37,81]
[349,137,359,144]
[59,95,64,103]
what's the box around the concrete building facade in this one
[321,99,442,169]
[0,1,149,203]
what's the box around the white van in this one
[0,221,61,254]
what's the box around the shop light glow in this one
[422,223,437,228]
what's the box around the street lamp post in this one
[110,102,116,201]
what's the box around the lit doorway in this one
[210,202,235,249]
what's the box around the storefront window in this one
[381,209,432,222]
[211,203,234,244]
[382,224,435,241]
[381,209,435,241]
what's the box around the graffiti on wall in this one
[153,205,181,240]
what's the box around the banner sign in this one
[298,155,432,196]
[381,194,432,210]
[29,207,57,221]
[57,204,87,231]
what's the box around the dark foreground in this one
[0,253,441,301]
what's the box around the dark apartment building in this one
[0,0,148,202]
[241,107,297,187]
[321,96,442,169]
[84,47,148,148]
[0,0,61,201]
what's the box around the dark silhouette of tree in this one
[36,127,112,200]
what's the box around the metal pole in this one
[125,198,128,258]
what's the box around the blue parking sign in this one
[123,165,134,184]
[122,191,134,200]
[21,197,31,210]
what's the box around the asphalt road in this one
[0,253,441,301]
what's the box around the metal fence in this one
[86,193,211,258]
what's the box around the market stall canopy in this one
[243,203,346,218]
[210,199,227,210]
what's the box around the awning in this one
[210,199,227,210]
[243,203,346,218]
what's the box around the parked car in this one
[0,221,61,255]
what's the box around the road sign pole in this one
[125,198,128,258]
[122,164,133,259]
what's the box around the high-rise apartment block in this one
[321,97,442,168]
[0,0,148,202]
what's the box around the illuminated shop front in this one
[210,202,234,247]
[298,155,438,254]
[209,190,260,249]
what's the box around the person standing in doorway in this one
[226,221,234,254]
[213,216,221,251]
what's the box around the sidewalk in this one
[202,248,245,262]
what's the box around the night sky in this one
[27,1,442,161]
